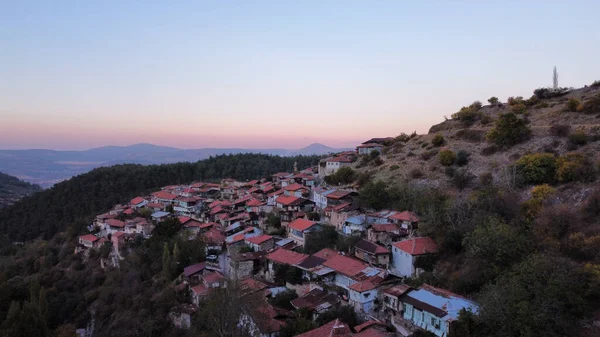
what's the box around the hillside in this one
[0,143,349,187]
[0,153,319,245]
[0,172,41,208]
[353,83,600,196]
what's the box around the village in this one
[76,138,479,337]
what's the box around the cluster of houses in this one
[76,141,477,337]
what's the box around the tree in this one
[486,113,531,148]
[268,290,298,310]
[303,226,338,254]
[315,305,358,327]
[488,97,499,105]
[478,255,589,337]
[267,213,281,228]
[359,181,391,210]
[162,243,171,279]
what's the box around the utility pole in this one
[553,66,559,90]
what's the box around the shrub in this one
[452,168,474,191]
[431,134,445,147]
[578,94,600,114]
[390,165,400,171]
[507,96,524,106]
[548,124,571,137]
[525,95,539,107]
[451,102,483,125]
[439,149,457,166]
[557,153,595,183]
[535,101,549,109]
[486,113,532,148]
[566,98,580,112]
[510,102,527,114]
[372,157,384,166]
[568,131,587,148]
[369,150,380,159]
[488,96,499,105]
[410,131,417,138]
[455,129,486,142]
[515,153,557,185]
[455,150,470,166]
[324,166,356,185]
[395,133,410,143]
[420,149,439,161]
[410,168,424,179]
[533,87,571,99]
[592,80,600,88]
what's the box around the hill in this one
[0,143,350,187]
[0,153,319,245]
[351,83,600,194]
[0,172,41,209]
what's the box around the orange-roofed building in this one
[245,234,275,252]
[265,248,307,282]
[389,211,420,231]
[288,218,320,247]
[130,196,148,208]
[392,237,439,277]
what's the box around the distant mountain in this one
[0,143,352,187]
[0,172,41,208]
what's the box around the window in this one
[363,293,369,298]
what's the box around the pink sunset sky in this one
[1,2,599,150]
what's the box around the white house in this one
[348,279,380,313]
[392,237,439,277]
[288,218,320,247]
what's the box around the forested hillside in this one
[0,172,41,209]
[0,154,319,245]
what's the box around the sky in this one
[1,1,599,150]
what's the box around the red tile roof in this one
[106,219,125,228]
[203,272,226,285]
[332,202,353,212]
[322,254,368,278]
[312,248,341,261]
[203,228,225,245]
[246,235,273,245]
[152,191,177,200]
[383,284,412,297]
[123,208,134,215]
[184,220,206,228]
[268,189,285,197]
[393,237,438,255]
[283,183,306,191]
[354,320,387,333]
[146,202,163,209]
[389,211,420,222]
[265,248,308,266]
[326,190,355,200]
[130,197,146,205]
[183,263,206,277]
[327,156,353,163]
[246,198,265,207]
[275,195,301,206]
[295,319,351,337]
[348,279,379,292]
[288,218,317,231]
[191,284,208,296]
[79,234,98,243]
[178,216,191,224]
[355,239,390,255]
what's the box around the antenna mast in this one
[553,66,559,90]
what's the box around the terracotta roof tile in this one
[322,255,368,278]
[393,237,438,255]
[245,234,273,245]
[295,319,351,337]
[265,248,307,265]
[288,218,317,231]
[389,211,420,222]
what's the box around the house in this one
[396,284,479,337]
[267,189,284,206]
[291,287,339,319]
[151,211,171,222]
[183,263,206,283]
[238,299,290,337]
[274,196,315,223]
[325,190,358,207]
[111,231,126,252]
[319,156,353,177]
[105,219,126,234]
[389,211,420,231]
[203,228,226,252]
[322,254,382,290]
[354,239,391,268]
[264,248,308,283]
[348,277,382,314]
[361,137,394,145]
[245,234,275,252]
[342,214,368,236]
[282,183,310,197]
[151,190,178,204]
[295,319,352,337]
[174,196,201,215]
[230,251,266,280]
[288,218,320,247]
[329,202,357,231]
[356,143,384,156]
[130,196,148,209]
[392,237,439,277]
[367,223,407,247]
[78,234,100,249]
[168,304,197,330]
[311,187,335,210]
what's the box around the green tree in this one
[515,153,557,185]
[162,243,171,280]
[488,96,499,105]
[486,113,531,148]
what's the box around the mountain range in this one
[0,143,351,187]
